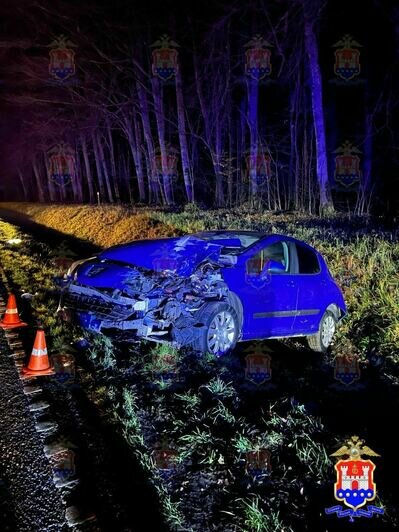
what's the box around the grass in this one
[238,497,288,532]
[1,201,398,362]
[0,202,179,247]
[0,204,398,530]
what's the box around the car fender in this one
[227,291,244,333]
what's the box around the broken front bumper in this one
[58,280,196,341]
[56,260,230,343]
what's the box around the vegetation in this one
[2,202,398,362]
[0,206,397,530]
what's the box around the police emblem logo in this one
[333,35,361,81]
[245,448,271,478]
[153,145,179,184]
[50,449,76,481]
[50,241,78,275]
[152,437,178,475]
[152,347,180,383]
[48,142,76,187]
[245,252,273,291]
[52,353,75,385]
[334,354,361,386]
[48,35,77,81]
[151,244,180,274]
[151,34,179,81]
[245,151,271,188]
[244,344,272,385]
[245,35,272,81]
[325,436,384,521]
[333,141,362,189]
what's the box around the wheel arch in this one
[325,302,345,321]
[227,291,244,331]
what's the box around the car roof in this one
[191,230,321,254]
[193,230,266,237]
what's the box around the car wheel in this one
[192,302,239,356]
[307,310,337,352]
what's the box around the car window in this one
[246,242,289,275]
[193,232,262,252]
[295,243,320,274]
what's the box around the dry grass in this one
[0,202,179,248]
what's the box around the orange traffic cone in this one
[0,294,27,329]
[22,330,54,376]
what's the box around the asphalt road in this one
[0,312,67,531]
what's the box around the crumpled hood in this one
[98,236,224,276]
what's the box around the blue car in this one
[58,231,346,355]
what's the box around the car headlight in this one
[66,257,96,278]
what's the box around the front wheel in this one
[190,302,239,356]
[307,310,337,352]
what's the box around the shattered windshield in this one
[191,231,263,255]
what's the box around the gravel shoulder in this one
[0,324,67,532]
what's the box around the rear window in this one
[296,244,320,274]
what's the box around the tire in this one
[190,302,239,356]
[307,310,337,352]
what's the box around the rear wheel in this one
[307,310,336,352]
[190,302,239,356]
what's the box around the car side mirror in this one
[263,260,285,275]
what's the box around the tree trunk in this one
[121,152,133,204]
[92,132,106,202]
[68,149,79,202]
[356,112,373,214]
[80,133,95,203]
[227,115,233,207]
[18,170,28,201]
[96,132,114,203]
[131,109,146,202]
[136,79,163,203]
[151,76,173,204]
[304,18,333,213]
[43,152,56,202]
[105,116,120,202]
[175,66,194,202]
[247,77,259,200]
[214,120,224,206]
[73,145,84,203]
[32,160,45,202]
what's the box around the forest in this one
[0,0,398,216]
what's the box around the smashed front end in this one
[56,255,231,346]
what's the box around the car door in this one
[241,240,299,339]
[291,242,324,334]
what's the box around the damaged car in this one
[56,231,346,355]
